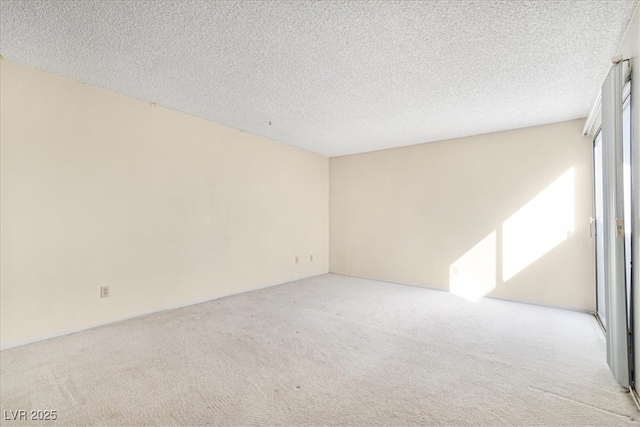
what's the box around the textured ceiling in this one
[1,1,638,157]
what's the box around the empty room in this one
[1,0,640,425]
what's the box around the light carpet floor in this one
[1,274,638,426]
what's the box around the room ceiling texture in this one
[0,1,638,157]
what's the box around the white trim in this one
[583,91,602,137]
[0,272,327,351]
[624,80,632,101]
[583,61,630,138]
[630,387,640,412]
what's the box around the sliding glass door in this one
[594,130,607,329]
[622,87,634,387]
[594,89,633,339]
[597,62,632,388]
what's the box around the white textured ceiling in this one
[1,1,638,157]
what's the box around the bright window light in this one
[502,167,575,282]
[449,231,496,303]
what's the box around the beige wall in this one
[330,119,595,311]
[0,55,605,347]
[0,59,329,348]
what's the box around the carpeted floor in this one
[1,274,638,426]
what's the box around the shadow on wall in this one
[450,167,576,303]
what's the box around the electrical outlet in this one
[310,254,313,261]
[295,256,299,264]
[100,286,109,298]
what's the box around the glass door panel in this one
[594,130,607,329]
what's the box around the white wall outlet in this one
[295,256,299,264]
[100,286,110,298]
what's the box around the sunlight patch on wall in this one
[450,231,496,303]
[502,167,575,282]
